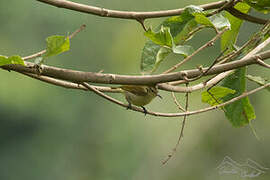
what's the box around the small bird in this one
[120,85,161,114]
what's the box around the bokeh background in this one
[0,0,269,180]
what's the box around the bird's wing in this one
[120,85,148,96]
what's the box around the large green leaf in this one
[0,55,25,66]
[219,2,255,127]
[221,2,250,51]
[144,26,173,47]
[140,6,201,74]
[195,13,231,30]
[202,86,236,106]
[222,68,256,127]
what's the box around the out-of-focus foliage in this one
[0,0,269,180]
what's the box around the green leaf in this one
[246,75,270,92]
[220,2,254,127]
[195,13,230,30]
[172,45,194,57]
[0,55,25,66]
[222,68,256,127]
[144,26,173,47]
[151,47,172,73]
[221,2,250,51]
[184,5,204,15]
[44,35,70,58]
[174,19,198,44]
[202,86,236,106]
[244,0,270,13]
[207,14,231,30]
[141,6,201,73]
[140,41,161,73]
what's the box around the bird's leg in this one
[141,106,148,116]
[127,102,132,110]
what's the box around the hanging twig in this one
[162,83,189,165]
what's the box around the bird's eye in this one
[150,87,155,93]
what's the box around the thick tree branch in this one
[36,0,227,20]
[2,50,270,85]
[20,72,121,93]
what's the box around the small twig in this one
[171,92,185,111]
[22,50,47,61]
[226,7,268,25]
[180,47,229,83]
[255,55,270,69]
[22,24,86,60]
[163,27,228,74]
[136,18,147,31]
[162,84,189,165]
[68,24,86,39]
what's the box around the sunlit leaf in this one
[207,14,231,30]
[0,55,25,66]
[195,13,230,30]
[44,35,70,58]
[202,86,236,106]
[172,45,194,57]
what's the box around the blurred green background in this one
[0,0,269,180]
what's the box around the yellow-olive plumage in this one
[120,85,159,108]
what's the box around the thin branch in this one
[81,80,269,117]
[226,7,268,25]
[163,27,228,74]
[255,56,270,69]
[159,70,234,92]
[2,50,270,85]
[171,92,185,111]
[179,47,229,83]
[22,50,46,61]
[36,0,227,20]
[22,24,86,60]
[162,84,189,165]
[159,35,270,92]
